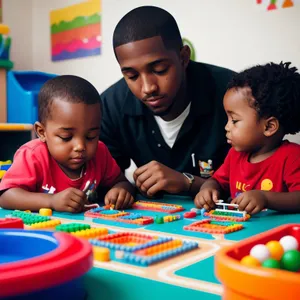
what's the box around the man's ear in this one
[264,117,280,137]
[34,122,46,142]
[180,45,190,70]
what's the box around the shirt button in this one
[152,130,155,134]
[157,143,161,147]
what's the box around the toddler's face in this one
[223,87,265,152]
[43,99,101,179]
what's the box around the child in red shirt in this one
[0,75,135,213]
[195,62,300,214]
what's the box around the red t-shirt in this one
[0,139,121,195]
[213,141,300,198]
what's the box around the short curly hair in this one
[38,75,101,123]
[228,62,300,135]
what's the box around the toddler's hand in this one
[194,188,220,210]
[104,187,134,210]
[231,190,267,215]
[52,188,87,213]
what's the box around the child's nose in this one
[225,122,230,132]
[74,141,86,152]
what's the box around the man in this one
[100,6,235,197]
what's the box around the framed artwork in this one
[50,0,101,61]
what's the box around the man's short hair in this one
[113,6,183,53]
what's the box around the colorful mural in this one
[256,0,299,11]
[50,0,101,61]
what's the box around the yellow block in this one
[0,24,10,35]
[93,246,110,262]
[39,208,52,216]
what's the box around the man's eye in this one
[154,68,168,75]
[127,74,138,80]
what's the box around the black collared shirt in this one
[100,61,235,177]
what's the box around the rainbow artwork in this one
[256,0,299,11]
[50,0,101,61]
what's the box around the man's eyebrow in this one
[121,58,169,72]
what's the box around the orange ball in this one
[266,240,284,260]
[240,255,261,267]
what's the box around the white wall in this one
[2,0,33,70]
[3,0,300,142]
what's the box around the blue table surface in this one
[1,195,299,300]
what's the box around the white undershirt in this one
[154,102,191,148]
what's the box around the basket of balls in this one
[215,224,300,300]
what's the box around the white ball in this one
[250,244,270,262]
[279,235,299,252]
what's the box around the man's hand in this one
[52,188,87,213]
[104,187,135,210]
[133,161,189,197]
[194,188,220,210]
[231,190,268,215]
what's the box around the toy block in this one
[184,219,244,234]
[29,219,61,229]
[132,200,184,213]
[84,206,154,225]
[10,210,51,225]
[204,210,250,222]
[0,217,23,229]
[89,231,198,266]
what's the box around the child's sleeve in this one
[0,146,42,192]
[284,152,300,192]
[212,148,233,192]
[98,143,121,187]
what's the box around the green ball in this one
[281,250,300,272]
[262,258,281,269]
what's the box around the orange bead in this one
[240,255,261,267]
[266,240,284,260]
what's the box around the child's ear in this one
[264,117,279,137]
[180,45,190,69]
[34,122,46,142]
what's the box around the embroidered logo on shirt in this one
[199,159,214,178]
[42,184,56,194]
[261,179,273,191]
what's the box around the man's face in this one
[115,36,187,118]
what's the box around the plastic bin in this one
[0,229,93,299]
[215,224,300,300]
[7,71,56,124]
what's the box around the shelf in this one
[0,123,33,131]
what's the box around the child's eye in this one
[59,136,72,142]
[86,136,97,141]
[232,119,238,124]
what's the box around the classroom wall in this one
[3,0,300,142]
